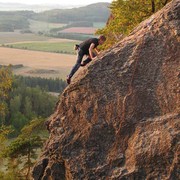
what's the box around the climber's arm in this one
[89,43,96,59]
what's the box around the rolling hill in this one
[0,3,110,32]
[33,3,110,23]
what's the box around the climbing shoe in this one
[66,77,71,84]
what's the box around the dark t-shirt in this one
[79,38,99,55]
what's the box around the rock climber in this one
[66,35,106,84]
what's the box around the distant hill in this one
[0,11,34,32]
[33,3,110,23]
[0,3,110,32]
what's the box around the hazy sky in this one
[0,0,112,5]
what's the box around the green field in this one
[4,41,80,54]
[0,31,50,44]
[29,20,66,33]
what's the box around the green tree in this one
[11,112,28,135]
[0,126,12,155]
[97,0,172,48]
[23,97,33,119]
[1,74,57,135]
[2,118,45,180]
[0,67,12,125]
[10,95,22,115]
[0,126,14,180]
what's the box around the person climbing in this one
[66,35,106,84]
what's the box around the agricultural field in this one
[0,23,101,80]
[5,41,80,54]
[0,31,49,44]
[60,27,97,34]
[55,22,106,40]
[0,31,82,79]
[0,47,77,79]
[0,31,81,54]
[57,22,105,37]
[29,20,66,33]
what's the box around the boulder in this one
[32,0,180,179]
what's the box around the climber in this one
[66,35,106,84]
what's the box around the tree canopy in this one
[96,0,172,48]
[0,67,13,123]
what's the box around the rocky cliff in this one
[32,1,180,179]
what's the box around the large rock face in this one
[32,1,180,179]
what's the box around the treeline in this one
[15,75,67,93]
[2,44,76,55]
[0,64,24,69]
[0,11,34,32]
[1,77,58,136]
[47,33,95,41]
[33,3,110,23]
[0,73,68,136]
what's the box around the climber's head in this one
[98,35,106,45]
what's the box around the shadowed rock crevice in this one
[32,1,180,179]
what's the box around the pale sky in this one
[0,0,112,5]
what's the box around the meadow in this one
[5,41,80,54]
[29,19,66,33]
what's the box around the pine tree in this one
[2,118,45,179]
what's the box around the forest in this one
[0,67,66,179]
[15,76,66,93]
